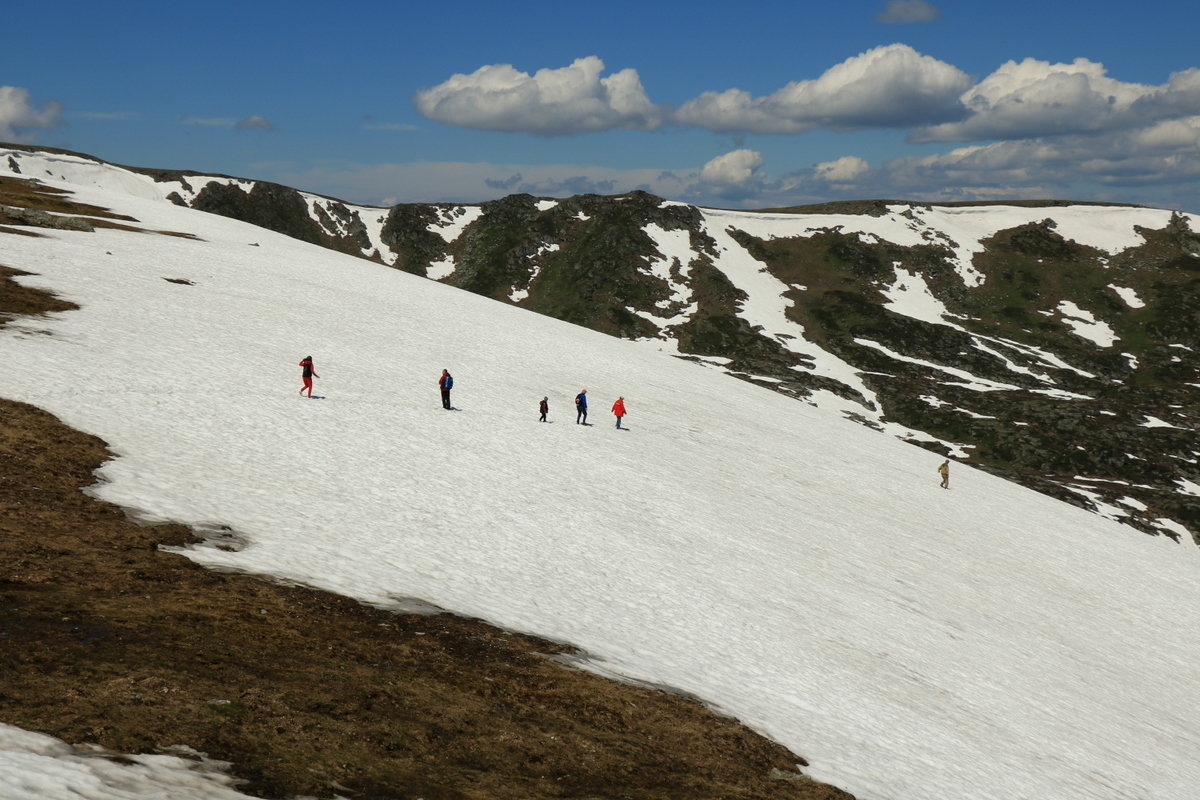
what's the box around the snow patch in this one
[1109,285,1145,309]
[1155,518,1192,539]
[0,723,259,800]
[881,266,951,326]
[1056,301,1118,348]
[853,338,1021,392]
[426,257,457,280]
[1176,479,1200,497]
[1117,496,1149,511]
[427,206,483,243]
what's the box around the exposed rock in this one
[0,204,94,231]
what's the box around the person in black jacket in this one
[539,396,549,422]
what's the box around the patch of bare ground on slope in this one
[0,175,199,238]
[0,268,854,799]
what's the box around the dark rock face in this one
[192,182,316,242]
[379,204,455,276]
[457,192,697,339]
[190,181,377,260]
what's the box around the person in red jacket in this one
[611,396,626,429]
[438,369,454,409]
[298,355,319,398]
[539,396,549,422]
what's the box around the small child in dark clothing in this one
[539,396,548,422]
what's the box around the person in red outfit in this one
[298,355,319,398]
[438,369,454,409]
[611,396,626,429]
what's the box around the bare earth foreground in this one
[0,258,854,799]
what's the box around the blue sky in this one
[4,0,1200,210]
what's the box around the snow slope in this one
[0,725,258,800]
[3,172,1200,800]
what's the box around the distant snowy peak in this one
[2,143,1197,543]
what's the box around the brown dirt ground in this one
[0,174,138,222]
[0,249,856,797]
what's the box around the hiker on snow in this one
[438,369,454,410]
[938,459,950,489]
[298,355,319,398]
[611,396,626,429]
[539,396,549,422]
[575,389,588,424]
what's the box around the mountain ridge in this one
[3,142,1197,542]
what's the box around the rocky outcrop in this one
[0,204,94,231]
[190,181,376,260]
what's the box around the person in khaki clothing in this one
[938,460,950,489]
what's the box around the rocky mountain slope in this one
[4,143,1197,542]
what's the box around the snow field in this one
[1,174,1200,800]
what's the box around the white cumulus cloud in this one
[689,149,785,202]
[699,149,764,185]
[914,58,1200,142]
[0,86,62,140]
[815,156,871,182]
[675,44,971,133]
[413,56,662,135]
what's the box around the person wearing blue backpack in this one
[575,388,588,424]
[438,369,454,409]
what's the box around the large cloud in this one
[413,56,662,135]
[674,44,971,133]
[0,86,62,141]
[914,59,1200,142]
